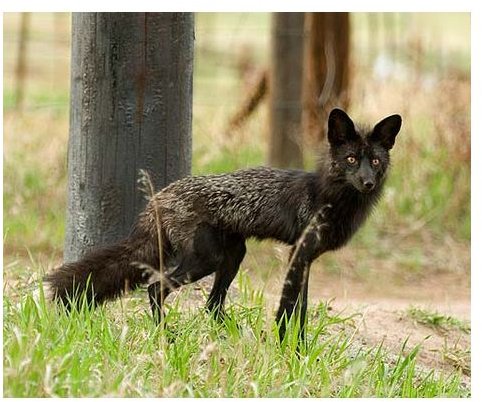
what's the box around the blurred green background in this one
[3,13,470,302]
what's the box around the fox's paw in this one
[319,203,333,220]
[311,204,332,229]
[131,262,160,284]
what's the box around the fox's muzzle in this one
[356,159,376,192]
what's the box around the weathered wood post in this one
[65,13,194,262]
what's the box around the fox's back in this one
[151,167,317,245]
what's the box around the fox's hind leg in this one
[206,234,246,318]
[148,223,226,324]
[148,254,219,324]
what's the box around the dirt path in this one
[327,297,469,375]
[254,269,471,385]
[187,264,470,385]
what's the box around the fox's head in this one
[327,108,402,194]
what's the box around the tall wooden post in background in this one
[14,12,30,110]
[65,13,194,262]
[268,12,304,169]
[303,12,350,143]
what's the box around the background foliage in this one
[3,13,471,397]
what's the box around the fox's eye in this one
[372,158,380,166]
[347,156,357,164]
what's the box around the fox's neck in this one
[307,169,385,250]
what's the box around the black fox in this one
[46,108,402,340]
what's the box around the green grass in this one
[3,87,70,111]
[407,307,471,334]
[3,274,468,397]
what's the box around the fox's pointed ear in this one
[370,114,402,150]
[328,108,357,146]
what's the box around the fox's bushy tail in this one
[45,234,158,308]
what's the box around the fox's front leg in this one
[275,205,331,342]
[275,249,314,342]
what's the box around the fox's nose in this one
[363,180,374,190]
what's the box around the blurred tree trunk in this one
[268,12,304,169]
[303,12,350,143]
[14,12,30,110]
[65,13,193,262]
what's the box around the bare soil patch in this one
[255,260,470,385]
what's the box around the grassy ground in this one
[3,13,471,397]
[3,273,469,397]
